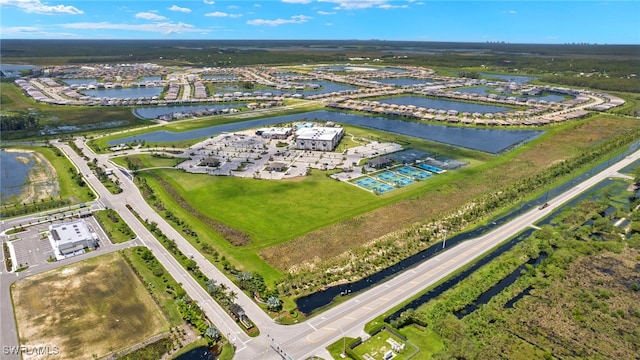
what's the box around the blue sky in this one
[1,1,638,44]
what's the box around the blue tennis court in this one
[375,171,415,187]
[394,166,432,180]
[417,163,444,174]
[352,177,396,194]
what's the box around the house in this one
[369,157,392,169]
[266,162,286,172]
[200,157,221,167]
[48,219,99,260]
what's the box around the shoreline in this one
[1,149,59,206]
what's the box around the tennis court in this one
[416,163,444,174]
[375,171,415,187]
[394,165,432,180]
[353,177,396,194]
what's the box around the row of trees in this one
[0,112,39,132]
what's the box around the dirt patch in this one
[12,252,169,360]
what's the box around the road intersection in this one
[1,136,638,360]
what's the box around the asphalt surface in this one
[1,136,638,360]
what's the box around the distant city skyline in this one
[1,0,638,44]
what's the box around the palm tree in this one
[205,326,220,342]
[266,296,283,312]
[206,278,218,295]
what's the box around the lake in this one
[480,73,536,83]
[377,96,512,114]
[81,87,163,99]
[108,110,542,153]
[456,86,567,102]
[371,77,436,86]
[0,150,34,203]
[133,104,247,119]
[62,78,100,86]
[0,64,39,77]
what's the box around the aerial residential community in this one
[1,1,640,360]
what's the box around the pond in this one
[61,78,100,86]
[108,110,542,154]
[0,64,39,77]
[371,77,436,86]
[377,96,512,114]
[479,73,536,84]
[456,86,567,102]
[173,346,216,360]
[0,150,34,203]
[133,104,247,119]
[81,87,163,99]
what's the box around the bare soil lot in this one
[11,252,169,360]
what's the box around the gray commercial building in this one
[48,219,98,260]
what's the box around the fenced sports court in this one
[353,177,396,194]
[394,165,432,180]
[416,163,444,174]
[375,171,415,187]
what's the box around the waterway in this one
[377,96,512,113]
[107,110,541,153]
[81,87,163,99]
[479,73,536,84]
[0,150,34,204]
[133,104,247,120]
[61,78,99,86]
[371,77,436,86]
[455,86,567,102]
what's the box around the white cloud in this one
[168,5,191,13]
[318,0,387,10]
[247,14,312,26]
[1,25,76,37]
[325,22,333,26]
[0,0,83,15]
[228,5,239,9]
[135,11,167,21]
[282,0,312,3]
[378,4,408,9]
[254,3,261,7]
[203,0,215,4]
[205,11,241,18]
[60,21,203,35]
[318,10,336,15]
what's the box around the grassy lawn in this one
[400,326,443,359]
[352,329,418,360]
[11,252,169,360]
[111,153,187,169]
[93,209,136,243]
[122,246,185,326]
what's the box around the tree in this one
[266,296,283,312]
[205,326,220,342]
[206,278,218,295]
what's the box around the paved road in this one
[1,136,638,360]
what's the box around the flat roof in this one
[296,127,343,141]
[50,219,93,245]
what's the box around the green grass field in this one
[11,252,169,360]
[111,153,187,169]
[93,209,136,243]
[352,329,417,360]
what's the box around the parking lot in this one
[3,215,109,272]
[177,129,402,180]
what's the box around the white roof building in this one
[295,127,345,151]
[48,219,98,260]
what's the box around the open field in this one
[111,153,186,169]
[11,252,169,360]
